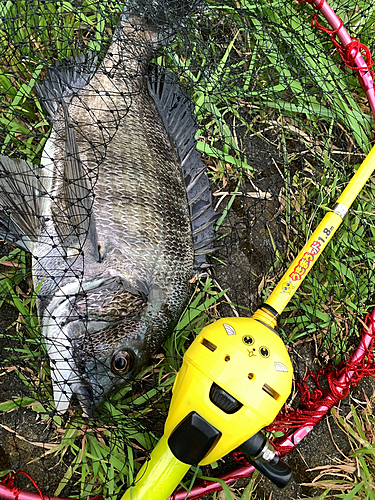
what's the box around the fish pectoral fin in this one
[147,64,218,270]
[51,102,100,262]
[0,155,48,252]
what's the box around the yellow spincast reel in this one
[165,316,292,464]
[122,313,293,500]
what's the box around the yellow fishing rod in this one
[258,145,375,325]
[122,145,375,500]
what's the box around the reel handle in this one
[239,431,292,489]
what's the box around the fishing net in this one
[0,0,374,498]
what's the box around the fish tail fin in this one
[122,0,202,34]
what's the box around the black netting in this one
[0,0,374,498]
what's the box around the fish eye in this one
[111,350,135,374]
[259,346,270,358]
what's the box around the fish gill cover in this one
[0,0,374,498]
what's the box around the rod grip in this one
[121,435,190,500]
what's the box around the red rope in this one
[298,0,374,81]
[1,472,44,500]
[311,12,343,34]
[342,39,374,72]
[267,311,375,440]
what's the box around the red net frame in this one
[298,0,375,119]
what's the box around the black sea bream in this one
[0,0,217,416]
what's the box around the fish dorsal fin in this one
[34,52,98,118]
[147,65,219,269]
[50,101,100,261]
[0,155,48,252]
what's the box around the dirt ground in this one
[0,135,374,500]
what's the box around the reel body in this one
[122,316,293,499]
[165,317,292,465]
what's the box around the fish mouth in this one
[52,375,94,418]
[47,336,96,417]
[49,342,139,417]
[49,339,144,417]
[44,317,144,417]
[41,276,118,415]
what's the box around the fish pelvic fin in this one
[147,65,219,270]
[0,155,49,252]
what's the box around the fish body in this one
[0,0,216,415]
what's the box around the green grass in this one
[302,397,375,499]
[0,0,375,498]
[275,158,375,362]
[0,0,125,158]
[166,0,373,161]
[164,0,375,365]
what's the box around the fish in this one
[0,0,218,416]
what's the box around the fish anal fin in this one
[50,101,99,262]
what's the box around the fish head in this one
[43,277,158,416]
[47,317,152,417]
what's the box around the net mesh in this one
[0,0,374,498]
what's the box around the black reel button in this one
[209,382,243,414]
[168,412,220,465]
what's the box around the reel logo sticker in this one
[290,240,321,282]
[280,225,334,295]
